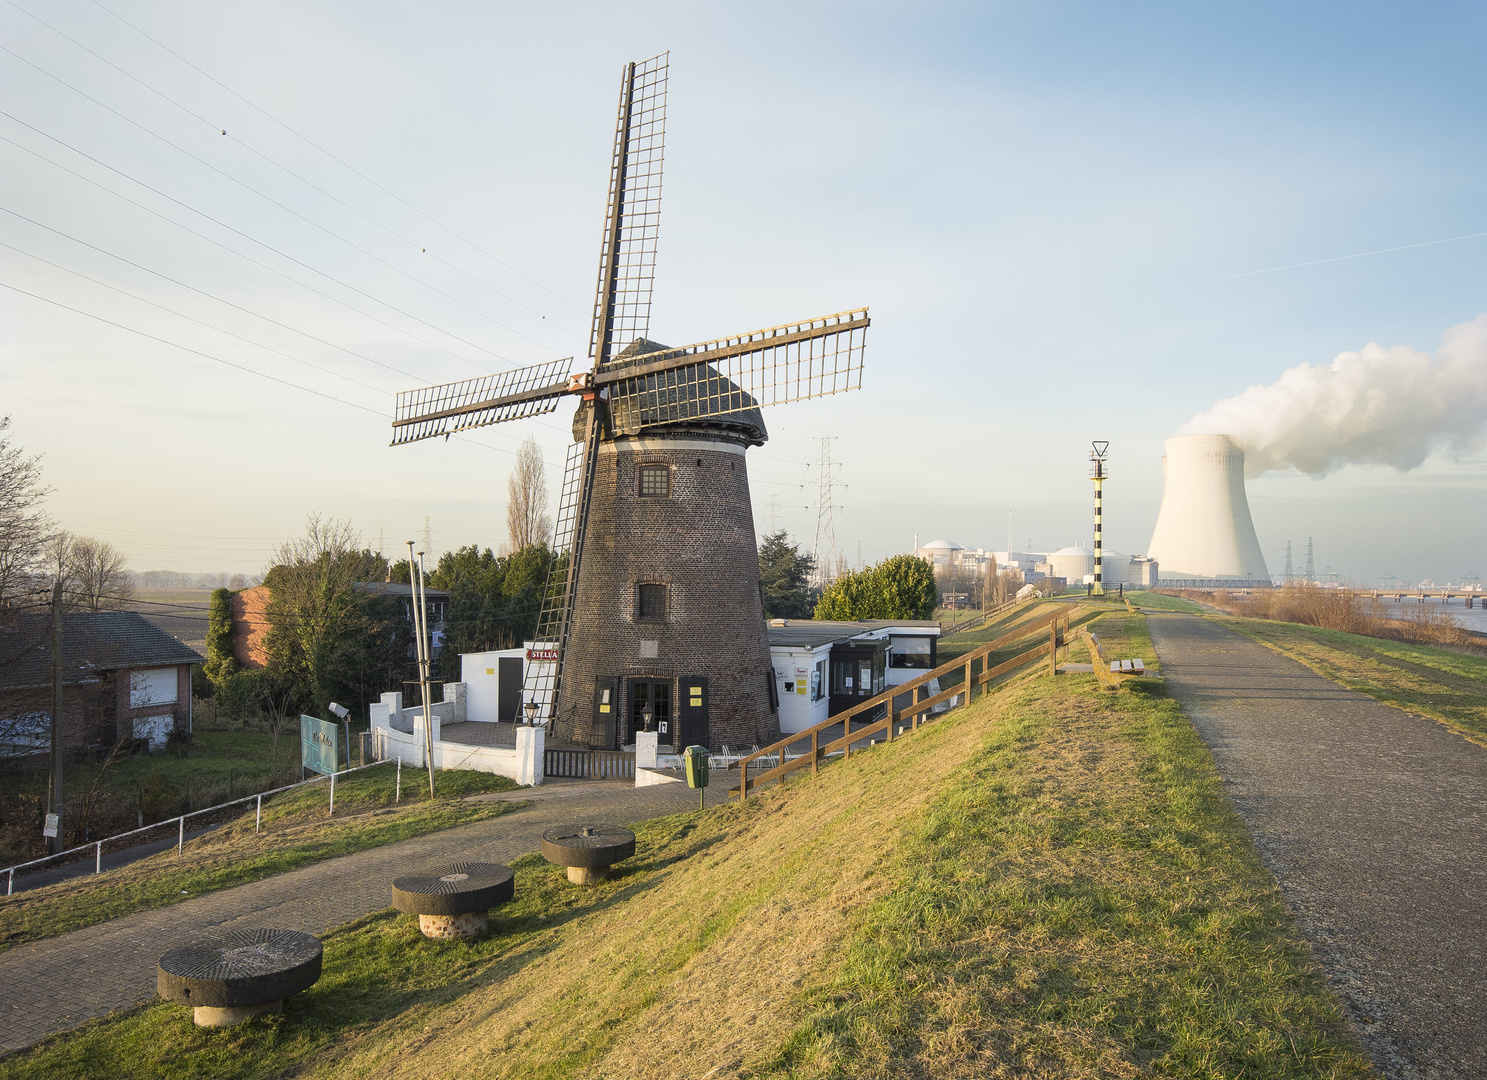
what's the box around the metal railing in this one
[3,758,392,896]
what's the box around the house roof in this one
[766,618,941,650]
[0,611,204,690]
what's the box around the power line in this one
[0,115,507,374]
[88,0,589,320]
[0,41,568,355]
[0,237,398,398]
[0,204,424,383]
[0,278,386,417]
[6,0,582,338]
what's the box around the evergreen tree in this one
[758,530,817,619]
[204,587,238,684]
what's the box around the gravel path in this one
[1148,614,1487,1080]
[0,777,713,1055]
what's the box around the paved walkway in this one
[0,778,716,1055]
[1148,614,1487,1080]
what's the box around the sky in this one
[1,1,1484,586]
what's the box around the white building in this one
[766,619,942,734]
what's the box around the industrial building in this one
[1147,434,1270,585]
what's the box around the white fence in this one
[3,759,388,896]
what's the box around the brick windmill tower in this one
[391,53,869,751]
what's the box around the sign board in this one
[43,813,58,838]
[526,647,559,662]
[300,715,339,776]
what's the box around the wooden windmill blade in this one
[525,53,671,726]
[599,307,869,434]
[389,357,576,445]
[589,52,668,369]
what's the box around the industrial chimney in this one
[1147,434,1270,584]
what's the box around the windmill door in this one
[678,676,709,749]
[593,677,618,749]
[629,679,673,747]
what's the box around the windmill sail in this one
[390,357,573,445]
[523,438,590,723]
[589,53,668,368]
[600,308,868,435]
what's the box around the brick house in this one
[0,611,204,753]
[230,582,449,669]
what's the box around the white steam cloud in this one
[1180,315,1487,477]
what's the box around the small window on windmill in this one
[638,464,670,497]
[638,583,667,619]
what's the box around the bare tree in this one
[68,537,134,611]
[506,435,551,552]
[0,417,54,607]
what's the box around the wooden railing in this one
[729,605,1079,801]
[938,593,1036,639]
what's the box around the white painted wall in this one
[461,648,525,723]
[770,645,831,734]
[369,688,540,784]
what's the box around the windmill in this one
[391,53,869,751]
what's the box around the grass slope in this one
[1220,616,1487,747]
[2,619,1371,1078]
[0,764,520,952]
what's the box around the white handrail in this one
[4,757,392,896]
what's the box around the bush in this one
[815,554,938,621]
[216,669,268,723]
[139,770,183,824]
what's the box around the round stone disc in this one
[157,928,322,1008]
[541,825,636,869]
[391,860,515,916]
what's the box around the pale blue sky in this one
[1,1,1483,584]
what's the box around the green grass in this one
[1,610,1374,1078]
[0,764,522,952]
[0,814,724,1080]
[1126,590,1212,613]
[763,671,1372,1078]
[1220,616,1487,747]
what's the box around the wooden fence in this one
[728,605,1079,802]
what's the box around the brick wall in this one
[230,585,270,668]
[552,428,778,750]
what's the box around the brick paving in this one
[0,778,717,1055]
[1148,614,1487,1080]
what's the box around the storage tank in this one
[1047,545,1094,585]
[1146,434,1269,583]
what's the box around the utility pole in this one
[811,438,844,589]
[1283,541,1293,585]
[1305,538,1315,584]
[48,580,64,855]
[407,541,436,797]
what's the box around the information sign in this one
[43,813,58,838]
[300,715,340,776]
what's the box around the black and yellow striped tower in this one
[1089,441,1109,596]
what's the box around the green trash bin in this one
[683,745,709,810]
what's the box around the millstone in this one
[391,861,515,917]
[541,825,636,880]
[157,928,321,1025]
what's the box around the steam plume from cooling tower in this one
[1179,314,1487,478]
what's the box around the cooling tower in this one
[1147,434,1269,583]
